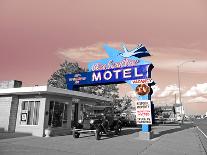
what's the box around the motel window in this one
[48,101,68,127]
[21,101,40,125]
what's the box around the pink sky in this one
[0,0,206,114]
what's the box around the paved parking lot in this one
[0,128,150,155]
[0,125,206,155]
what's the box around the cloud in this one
[158,84,179,97]
[58,43,108,63]
[152,83,207,108]
[188,97,207,103]
[146,47,207,73]
[58,42,207,74]
[58,42,146,63]
[151,85,160,96]
[184,83,207,97]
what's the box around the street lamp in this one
[177,60,195,114]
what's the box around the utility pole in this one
[177,60,195,113]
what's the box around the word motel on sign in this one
[92,67,143,82]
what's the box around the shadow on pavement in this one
[76,128,140,140]
[0,132,32,140]
[153,123,194,138]
[120,128,140,136]
[153,123,181,126]
[98,127,140,140]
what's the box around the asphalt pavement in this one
[193,119,207,153]
[193,119,207,136]
[0,123,206,155]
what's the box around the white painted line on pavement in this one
[197,126,207,139]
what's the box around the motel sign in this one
[65,43,154,133]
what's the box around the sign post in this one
[65,43,154,140]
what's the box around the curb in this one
[195,127,207,155]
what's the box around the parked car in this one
[72,107,122,140]
[120,117,137,127]
[155,115,164,124]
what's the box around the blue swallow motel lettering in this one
[65,64,150,88]
[92,67,143,82]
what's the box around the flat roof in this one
[0,86,112,102]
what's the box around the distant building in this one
[174,104,185,115]
[0,80,22,89]
[154,105,176,122]
[173,104,185,121]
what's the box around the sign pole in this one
[136,87,153,140]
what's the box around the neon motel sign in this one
[65,43,154,129]
[66,64,150,89]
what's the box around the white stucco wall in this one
[15,97,46,137]
[0,97,12,131]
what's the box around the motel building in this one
[0,80,112,137]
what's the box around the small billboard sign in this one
[136,100,152,124]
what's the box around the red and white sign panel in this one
[136,100,152,124]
